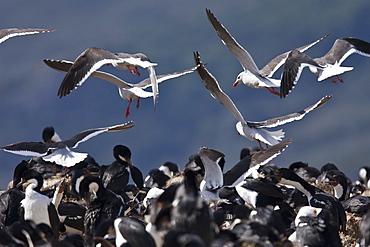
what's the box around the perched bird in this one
[358,166,370,189]
[44,59,198,117]
[235,169,285,209]
[101,145,144,195]
[205,8,329,96]
[0,121,134,167]
[144,162,179,189]
[272,168,346,232]
[290,206,343,247]
[194,51,331,149]
[289,161,321,183]
[0,160,28,228]
[79,175,127,244]
[280,37,370,97]
[0,28,55,44]
[18,169,60,239]
[114,217,156,247]
[54,47,160,109]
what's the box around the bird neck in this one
[281,177,315,198]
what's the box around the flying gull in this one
[55,47,159,110]
[194,51,331,149]
[44,59,198,117]
[206,8,329,96]
[280,37,370,98]
[0,121,134,167]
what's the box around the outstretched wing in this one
[194,51,245,123]
[247,95,331,128]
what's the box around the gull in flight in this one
[280,37,370,98]
[1,121,134,167]
[206,8,329,96]
[55,47,159,110]
[194,51,331,149]
[44,59,198,117]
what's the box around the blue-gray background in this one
[0,1,369,189]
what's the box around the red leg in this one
[136,98,140,109]
[257,140,265,150]
[266,87,280,96]
[135,67,141,76]
[329,77,338,83]
[337,76,344,83]
[126,99,133,118]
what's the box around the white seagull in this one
[281,37,370,98]
[56,47,159,110]
[44,59,198,118]
[194,51,331,149]
[0,28,55,44]
[206,9,329,96]
[1,121,134,167]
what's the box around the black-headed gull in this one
[56,47,159,109]
[0,28,55,44]
[194,51,331,149]
[0,121,134,167]
[281,37,370,98]
[44,59,197,117]
[206,9,329,96]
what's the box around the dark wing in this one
[248,95,331,128]
[206,9,260,74]
[47,202,61,239]
[44,59,133,89]
[317,38,370,66]
[62,121,135,148]
[194,51,245,122]
[280,49,323,98]
[0,28,55,44]
[57,47,121,97]
[240,178,285,199]
[1,142,50,156]
[117,217,156,247]
[223,139,291,187]
[260,33,330,78]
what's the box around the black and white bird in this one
[194,51,331,149]
[280,37,370,97]
[234,168,285,209]
[54,47,160,109]
[0,160,28,228]
[144,162,179,189]
[0,28,55,44]
[101,145,144,196]
[0,121,134,167]
[205,9,329,96]
[44,59,198,118]
[79,175,127,245]
[272,168,346,232]
[114,217,156,247]
[19,169,60,239]
[289,206,343,247]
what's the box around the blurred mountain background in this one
[0,1,369,189]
